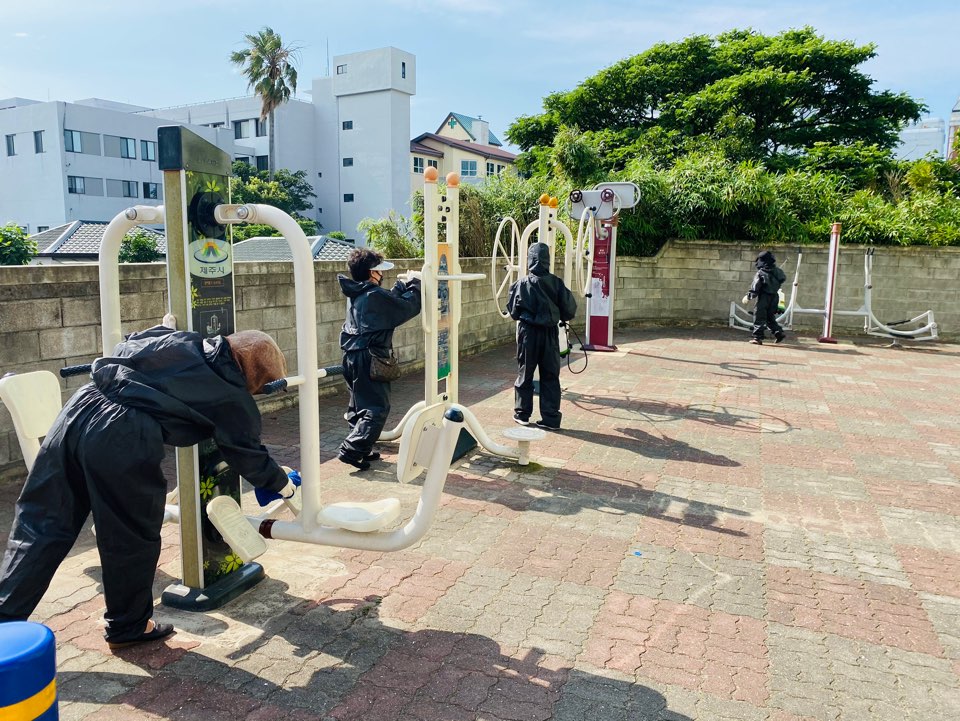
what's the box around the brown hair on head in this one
[347,248,384,282]
[225,330,287,394]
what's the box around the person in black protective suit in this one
[0,324,297,649]
[337,248,422,471]
[747,250,787,345]
[507,242,578,430]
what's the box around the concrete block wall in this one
[0,257,523,477]
[1,242,955,478]
[616,241,960,336]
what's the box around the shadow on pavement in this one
[564,392,793,434]
[57,594,694,721]
[559,427,739,466]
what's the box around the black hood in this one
[528,242,551,276]
[338,274,378,299]
[756,250,776,268]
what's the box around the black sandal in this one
[106,622,175,650]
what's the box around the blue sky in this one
[2,0,957,150]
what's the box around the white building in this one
[895,118,946,160]
[1,47,416,243]
[0,97,237,234]
[949,97,960,161]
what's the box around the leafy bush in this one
[0,223,37,265]
[358,212,422,258]
[118,228,163,263]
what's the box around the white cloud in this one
[14,32,29,37]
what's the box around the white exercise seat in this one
[0,371,63,472]
[317,498,402,533]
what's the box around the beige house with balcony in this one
[410,112,517,193]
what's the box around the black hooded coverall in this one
[0,327,288,642]
[507,243,578,427]
[749,251,787,341]
[337,275,422,463]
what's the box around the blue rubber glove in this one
[255,468,301,507]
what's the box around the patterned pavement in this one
[1,327,958,721]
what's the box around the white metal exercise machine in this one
[206,199,469,561]
[379,168,544,465]
[729,223,938,344]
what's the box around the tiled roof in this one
[410,141,444,157]
[30,223,75,252]
[232,235,355,263]
[34,221,166,257]
[441,113,504,147]
[411,133,518,163]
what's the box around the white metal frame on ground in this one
[380,169,544,464]
[205,203,467,555]
[729,244,938,344]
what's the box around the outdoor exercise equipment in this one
[492,183,640,353]
[570,183,641,351]
[379,168,544,465]
[204,192,470,561]
[728,223,938,345]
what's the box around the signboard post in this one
[157,126,264,610]
[583,219,618,351]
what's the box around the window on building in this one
[461,160,478,177]
[143,182,159,200]
[141,140,156,161]
[236,156,250,165]
[336,64,347,75]
[255,119,267,137]
[121,180,137,198]
[343,157,354,167]
[64,130,81,152]
[34,131,44,154]
[344,193,354,202]
[342,120,353,130]
[37,226,49,233]
[233,120,251,139]
[427,159,438,169]
[497,164,505,173]
[208,122,224,128]
[256,155,269,171]
[67,175,86,194]
[413,157,424,174]
[486,161,495,176]
[104,134,136,159]
[401,61,406,79]
[4,134,14,156]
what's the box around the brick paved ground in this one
[1,326,958,721]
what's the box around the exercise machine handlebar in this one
[60,364,93,378]
[261,365,345,395]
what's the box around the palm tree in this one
[229,27,299,178]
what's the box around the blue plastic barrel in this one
[0,622,58,720]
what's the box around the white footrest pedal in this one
[317,498,401,533]
[207,496,268,563]
[501,426,546,466]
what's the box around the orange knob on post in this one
[424,167,439,183]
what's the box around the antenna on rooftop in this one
[326,38,330,77]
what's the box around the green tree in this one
[0,224,37,265]
[118,228,163,262]
[229,27,300,178]
[508,27,924,168]
[231,161,315,215]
